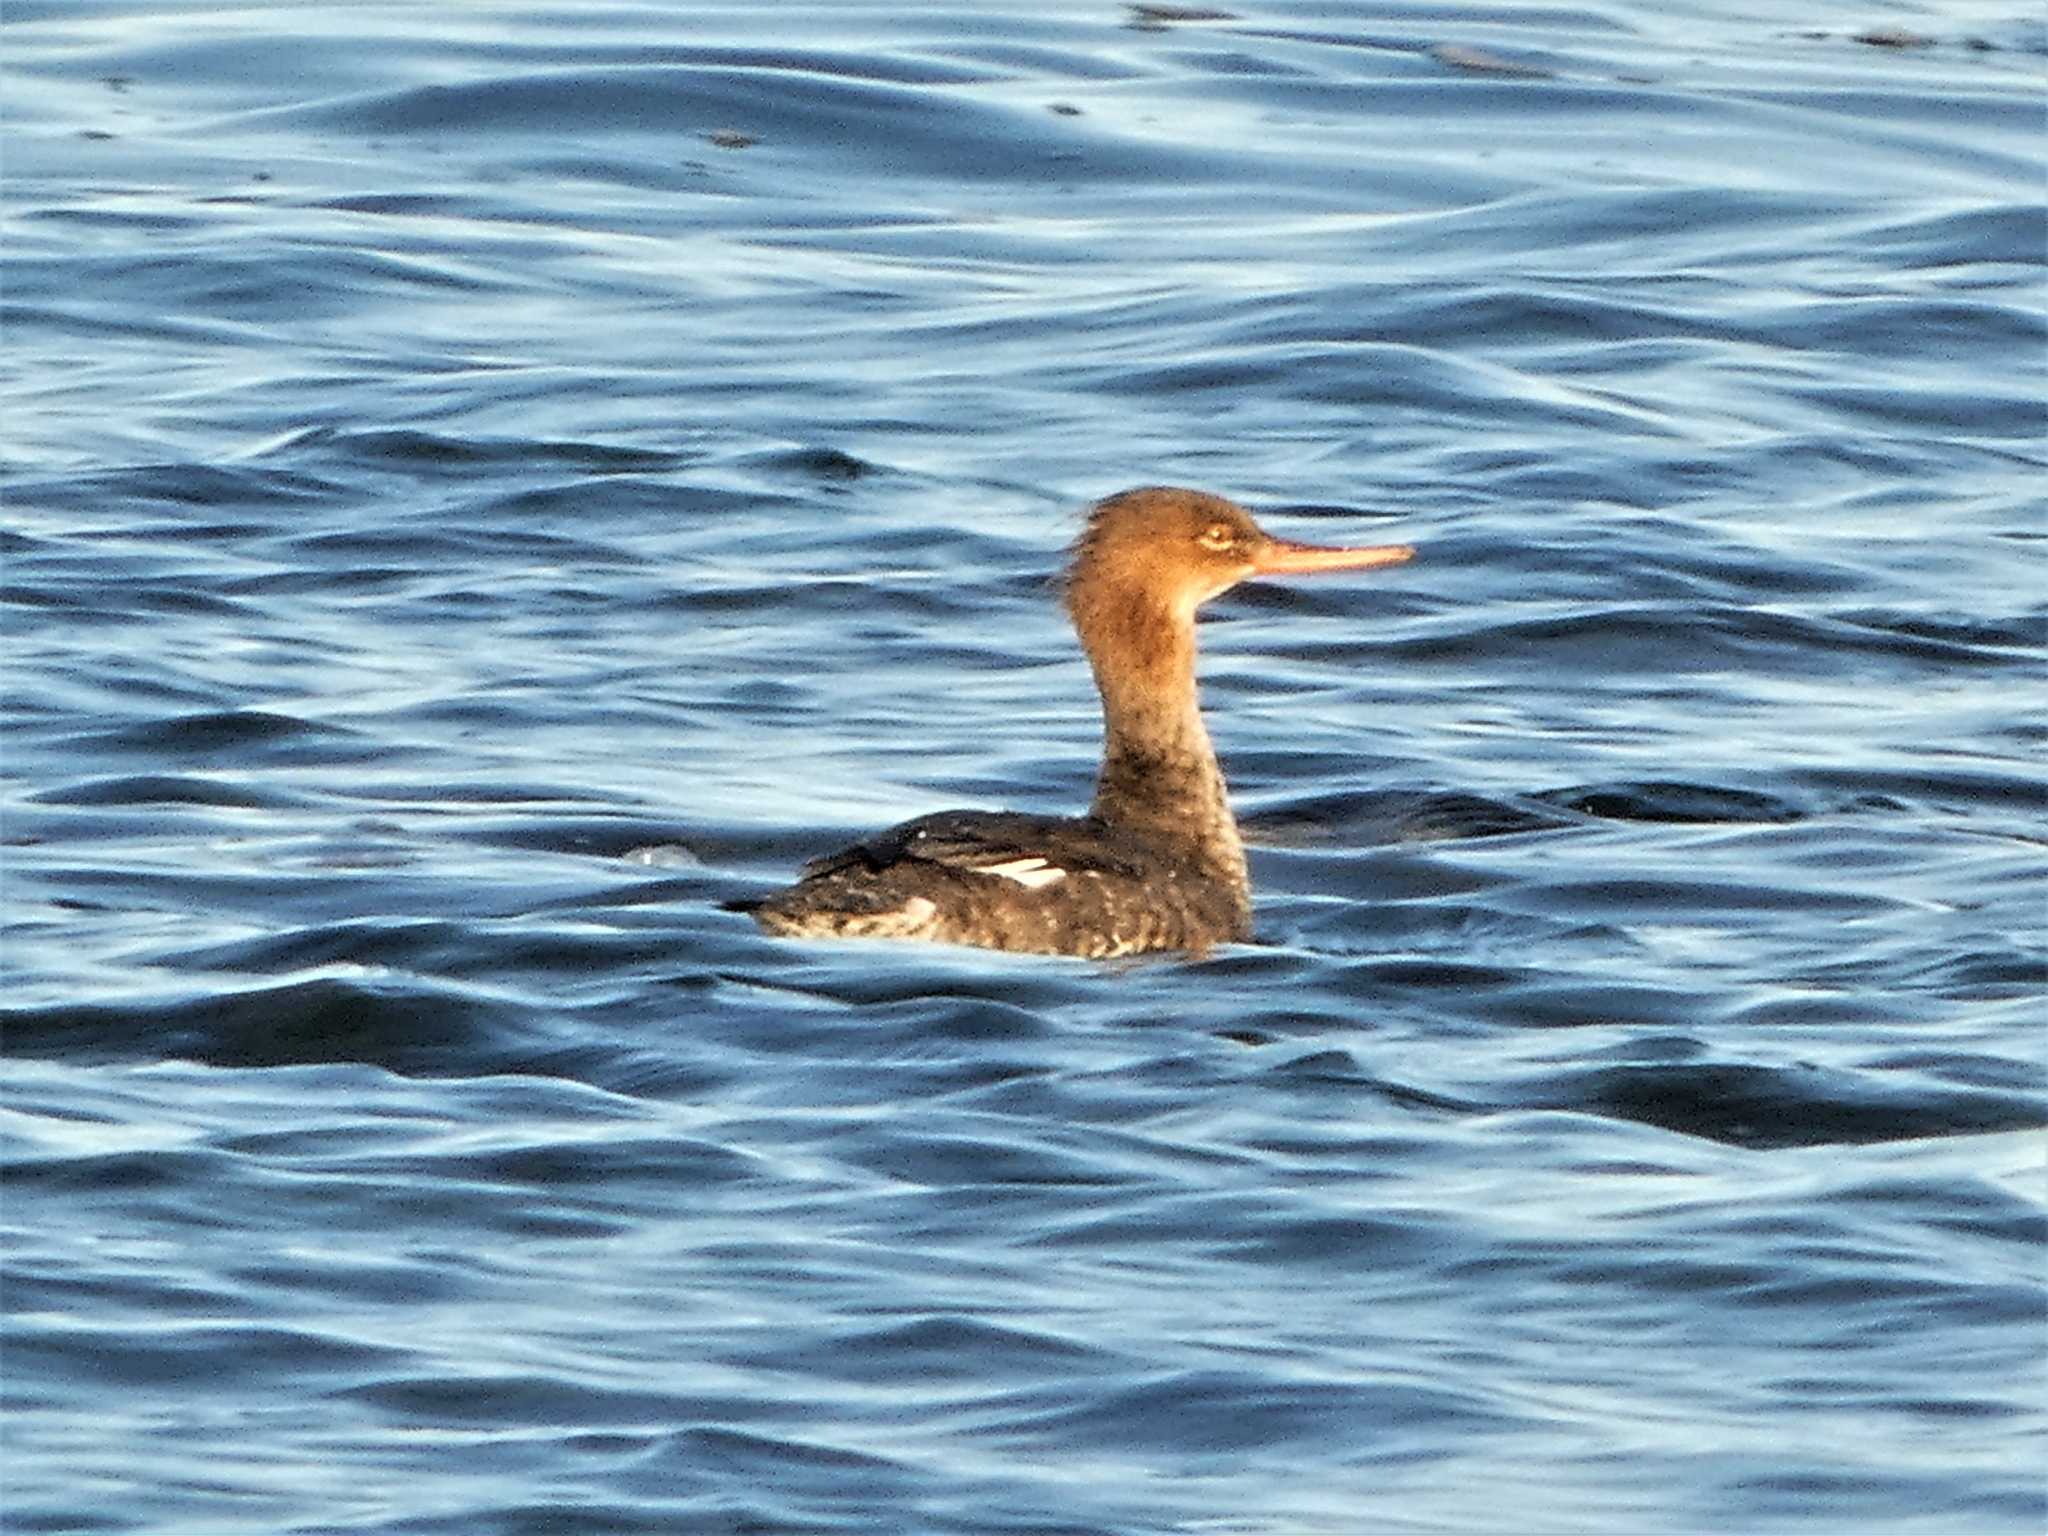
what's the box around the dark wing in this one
[796,810,1153,885]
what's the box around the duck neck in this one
[1077,595,1247,894]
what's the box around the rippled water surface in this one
[5,2,2045,1532]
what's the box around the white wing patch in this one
[978,856,1068,890]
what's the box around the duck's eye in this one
[1196,523,1238,552]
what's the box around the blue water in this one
[4,2,2045,1531]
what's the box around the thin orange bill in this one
[1250,539,1415,575]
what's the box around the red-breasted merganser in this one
[736,487,1414,957]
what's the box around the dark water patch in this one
[148,918,483,977]
[1383,602,2034,674]
[273,520,645,568]
[1859,1046,2043,1101]
[919,998,1059,1048]
[1476,979,1707,1031]
[744,444,883,480]
[1825,1171,2048,1246]
[759,953,1107,1016]
[224,1248,475,1307]
[28,773,312,810]
[620,1425,919,1516]
[989,1367,1511,1454]
[360,1131,756,1199]
[1833,606,2047,655]
[1536,781,1807,824]
[1245,788,1578,844]
[4,1253,244,1320]
[319,778,623,809]
[214,562,427,597]
[1259,1046,1367,1084]
[1914,950,2048,999]
[1,1143,237,1198]
[1710,1466,2046,1536]
[1856,200,2048,270]
[1528,1062,2047,1148]
[3,461,338,515]
[1781,378,2046,438]
[750,1315,1118,1386]
[346,1371,768,1429]
[309,427,694,475]
[1213,1207,1474,1268]
[1359,185,1873,270]
[7,1316,409,1389]
[1797,763,2045,824]
[2,1515,163,1536]
[1340,956,1523,992]
[1,977,515,1074]
[658,1423,909,1476]
[9,578,252,621]
[233,65,1234,187]
[65,708,363,760]
[1496,872,1898,923]
[1302,283,1745,354]
[392,1506,691,1536]
[1748,293,2048,360]
[840,1128,1139,1190]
